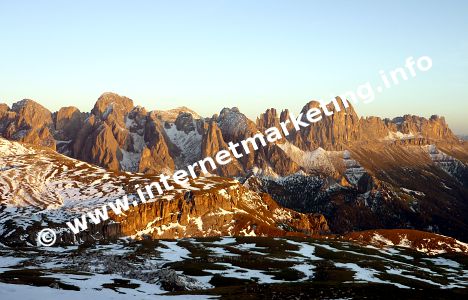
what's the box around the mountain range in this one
[0,92,467,244]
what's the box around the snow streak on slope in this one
[164,122,202,168]
[0,138,126,209]
[425,144,468,183]
[383,131,420,141]
[0,139,35,156]
[277,142,336,174]
[119,116,147,172]
[342,150,366,185]
[154,107,201,122]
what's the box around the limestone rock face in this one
[256,108,280,131]
[0,104,14,132]
[67,93,174,173]
[138,113,175,174]
[298,99,361,151]
[73,117,121,170]
[217,107,258,142]
[359,116,390,141]
[91,92,134,121]
[0,103,8,114]
[201,120,244,176]
[112,182,330,239]
[55,106,83,138]
[138,145,174,174]
[393,114,457,142]
[174,112,196,133]
[0,99,56,149]
[11,99,53,129]
[262,143,301,175]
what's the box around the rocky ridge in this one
[0,93,462,176]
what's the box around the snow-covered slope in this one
[154,107,201,122]
[0,236,467,298]
[0,138,328,246]
[276,142,337,174]
[163,122,202,168]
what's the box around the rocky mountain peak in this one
[91,92,134,119]
[297,97,360,150]
[54,106,84,141]
[154,106,201,122]
[0,99,55,149]
[0,94,463,180]
[11,99,53,128]
[174,112,196,133]
[256,108,280,130]
[389,114,457,142]
[300,99,322,111]
[200,119,244,176]
[217,107,257,142]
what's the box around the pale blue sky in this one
[0,1,467,133]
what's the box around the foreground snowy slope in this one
[0,138,328,246]
[0,237,467,298]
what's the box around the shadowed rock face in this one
[174,112,196,133]
[201,120,244,177]
[138,112,175,174]
[54,106,86,143]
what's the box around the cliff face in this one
[112,181,329,239]
[138,112,175,174]
[297,99,361,151]
[201,120,244,177]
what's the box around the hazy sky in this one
[1,1,467,133]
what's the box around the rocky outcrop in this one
[256,108,280,131]
[91,92,134,120]
[359,116,391,141]
[111,183,329,239]
[214,107,300,175]
[343,229,468,255]
[174,112,196,133]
